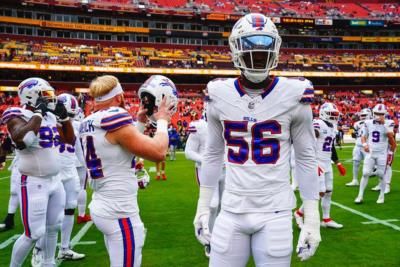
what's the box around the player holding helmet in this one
[193,14,321,266]
[355,104,396,204]
[79,75,176,267]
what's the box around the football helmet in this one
[18,77,56,109]
[359,108,372,121]
[57,93,79,118]
[372,104,387,121]
[319,102,340,124]
[74,107,85,121]
[136,167,150,189]
[229,13,282,83]
[138,75,178,124]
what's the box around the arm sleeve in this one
[291,104,320,201]
[331,144,338,162]
[184,133,203,164]
[199,102,224,188]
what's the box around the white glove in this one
[193,186,214,245]
[296,200,321,261]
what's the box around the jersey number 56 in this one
[224,120,281,165]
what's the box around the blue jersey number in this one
[372,131,380,143]
[85,136,104,179]
[38,127,60,148]
[224,120,281,165]
[322,136,333,152]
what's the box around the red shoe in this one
[156,175,161,180]
[77,214,91,224]
[162,173,167,180]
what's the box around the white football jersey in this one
[58,121,79,169]
[185,119,207,167]
[363,119,394,153]
[2,107,60,177]
[72,120,85,168]
[203,77,318,213]
[79,106,138,219]
[313,119,337,162]
[354,120,366,147]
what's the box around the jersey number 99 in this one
[224,120,281,165]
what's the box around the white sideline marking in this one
[0,234,20,249]
[148,167,156,173]
[57,241,96,246]
[56,221,93,267]
[362,219,399,225]
[331,201,400,231]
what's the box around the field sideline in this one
[0,146,400,267]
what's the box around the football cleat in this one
[294,210,304,229]
[371,184,381,191]
[162,173,167,180]
[204,244,211,258]
[155,174,161,181]
[354,196,363,204]
[31,247,43,267]
[77,214,91,224]
[376,195,385,204]
[57,249,85,260]
[0,213,14,231]
[345,180,359,187]
[321,218,343,229]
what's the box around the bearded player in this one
[193,14,321,266]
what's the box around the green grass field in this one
[1,146,400,267]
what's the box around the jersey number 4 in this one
[224,120,281,165]
[84,136,104,179]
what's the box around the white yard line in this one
[331,201,400,231]
[362,219,399,225]
[0,176,10,181]
[0,234,20,249]
[56,221,94,267]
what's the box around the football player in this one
[75,108,92,224]
[295,103,346,229]
[193,14,321,266]
[3,77,75,267]
[355,104,396,204]
[185,108,225,257]
[346,108,372,187]
[79,74,176,267]
[371,115,396,194]
[168,125,179,161]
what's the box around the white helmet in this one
[372,104,387,120]
[319,102,340,124]
[138,75,178,124]
[57,93,79,117]
[74,107,85,121]
[359,108,372,121]
[229,13,282,83]
[136,166,150,189]
[18,77,56,108]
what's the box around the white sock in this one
[321,192,332,219]
[358,175,369,199]
[8,193,19,214]
[384,167,392,184]
[61,215,74,250]
[36,236,44,250]
[352,160,360,183]
[42,225,59,267]
[10,235,35,267]
[379,178,386,196]
[77,190,87,217]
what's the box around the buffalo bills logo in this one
[58,95,68,104]
[251,15,265,31]
[19,79,39,94]
[160,79,178,97]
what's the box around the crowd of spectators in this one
[2,40,399,72]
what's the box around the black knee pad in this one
[65,209,75,216]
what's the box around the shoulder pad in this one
[206,78,235,101]
[2,107,23,124]
[97,107,133,132]
[299,82,314,104]
[187,121,198,133]
[282,77,314,104]
[313,119,321,130]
